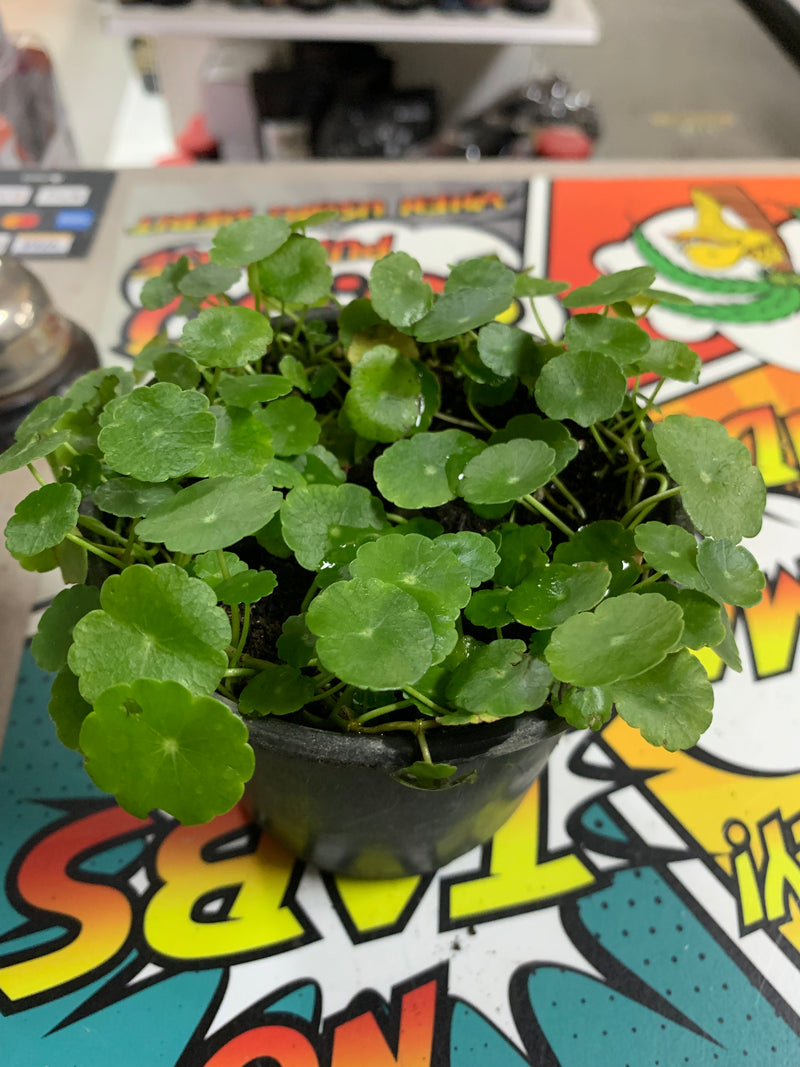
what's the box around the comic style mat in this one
[2,174,800,1066]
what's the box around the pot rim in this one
[244,706,570,770]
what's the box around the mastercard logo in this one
[2,212,41,229]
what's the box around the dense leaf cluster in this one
[1,215,767,822]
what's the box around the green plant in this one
[1,215,767,824]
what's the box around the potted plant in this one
[0,215,767,878]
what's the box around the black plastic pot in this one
[243,711,568,879]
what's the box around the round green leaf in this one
[477,322,540,379]
[369,251,434,328]
[508,562,611,629]
[277,613,316,668]
[649,584,725,650]
[238,663,314,717]
[215,568,277,607]
[635,339,701,383]
[5,482,80,557]
[182,306,273,369]
[136,475,282,554]
[140,256,189,310]
[556,686,613,731]
[0,430,70,475]
[633,521,705,590]
[281,483,387,570]
[351,533,472,622]
[535,350,627,427]
[94,476,178,519]
[256,234,332,305]
[435,531,500,587]
[80,680,254,823]
[373,430,478,508]
[152,352,202,390]
[190,405,274,477]
[412,258,516,343]
[561,267,657,308]
[514,275,569,298]
[192,550,248,589]
[178,262,241,299]
[465,589,513,628]
[546,591,684,686]
[279,354,310,393]
[564,314,650,367]
[49,666,93,750]
[217,373,292,406]
[490,414,578,477]
[446,639,553,718]
[459,439,556,505]
[63,365,134,409]
[493,524,551,587]
[256,396,320,456]
[696,538,765,607]
[292,445,345,487]
[69,563,231,701]
[307,577,434,689]
[343,345,426,443]
[554,520,640,596]
[610,649,713,751]
[14,395,72,442]
[210,214,291,268]
[652,415,766,541]
[97,382,215,482]
[32,585,102,672]
[394,762,459,790]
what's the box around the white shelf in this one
[98,0,600,46]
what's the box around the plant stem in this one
[349,718,434,735]
[352,699,415,725]
[589,424,614,460]
[416,728,434,765]
[247,264,262,313]
[229,601,251,669]
[64,532,122,568]
[403,685,450,717]
[434,411,484,432]
[530,299,554,344]
[239,652,277,670]
[300,576,319,613]
[224,667,257,678]
[519,495,575,538]
[305,680,348,706]
[620,486,681,528]
[26,463,46,487]
[466,396,496,434]
[551,476,586,520]
[207,367,222,404]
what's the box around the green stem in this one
[349,718,434,735]
[620,486,681,528]
[403,685,450,717]
[466,395,496,434]
[305,680,348,706]
[239,652,277,670]
[589,424,614,460]
[520,495,575,538]
[530,299,554,344]
[300,576,319,613]
[78,514,135,547]
[26,463,46,487]
[247,264,262,313]
[65,532,123,568]
[229,601,251,669]
[551,476,586,520]
[207,367,222,404]
[434,411,484,432]
[416,727,433,765]
[224,667,257,678]
[386,512,409,525]
[352,699,415,725]
[121,520,139,567]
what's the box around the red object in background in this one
[1,211,40,229]
[534,124,593,159]
[157,113,218,167]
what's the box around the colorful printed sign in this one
[4,174,800,1066]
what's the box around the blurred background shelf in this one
[97,0,600,46]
